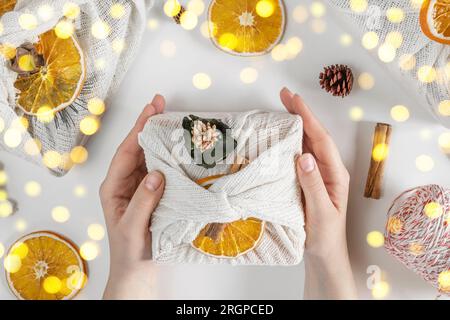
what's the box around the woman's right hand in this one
[280,87,357,300]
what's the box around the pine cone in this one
[173,5,186,24]
[319,64,353,98]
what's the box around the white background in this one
[1,0,449,300]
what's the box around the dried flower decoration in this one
[183,115,237,169]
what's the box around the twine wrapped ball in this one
[384,185,450,295]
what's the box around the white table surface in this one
[1,0,449,300]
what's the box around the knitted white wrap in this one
[0,0,153,176]
[139,111,305,265]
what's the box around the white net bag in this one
[0,0,154,175]
[139,111,306,265]
[328,0,450,128]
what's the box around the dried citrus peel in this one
[208,0,286,56]
[420,0,450,44]
[13,29,86,115]
[192,174,265,258]
[5,231,87,300]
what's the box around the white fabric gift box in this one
[139,110,305,265]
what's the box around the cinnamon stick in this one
[203,154,250,242]
[364,123,393,199]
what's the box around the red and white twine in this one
[384,184,450,295]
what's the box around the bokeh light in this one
[424,202,443,219]
[358,72,375,90]
[80,116,100,135]
[438,132,450,154]
[80,242,99,261]
[219,33,238,50]
[24,181,41,197]
[18,14,37,30]
[55,20,75,39]
[43,150,62,169]
[350,0,368,13]
[372,143,389,162]
[271,44,287,61]
[285,37,303,59]
[240,67,258,84]
[0,170,7,186]
[91,20,111,39]
[15,218,27,232]
[73,185,87,197]
[160,40,176,57]
[70,146,88,164]
[417,65,437,83]
[362,31,379,50]
[164,0,181,17]
[110,3,126,19]
[293,5,309,23]
[386,7,404,23]
[438,100,450,116]
[415,154,434,172]
[310,1,326,18]
[256,0,275,18]
[192,73,211,90]
[349,106,364,121]
[0,43,17,60]
[88,224,105,241]
[11,242,28,259]
[372,281,390,299]
[188,0,205,16]
[438,270,450,292]
[87,97,105,115]
[339,33,353,47]
[385,31,403,49]
[4,128,22,148]
[367,231,384,248]
[23,138,42,156]
[36,106,55,123]
[410,0,423,10]
[180,10,198,30]
[0,201,13,218]
[4,254,21,273]
[94,58,106,71]
[52,206,71,223]
[38,4,55,21]
[43,276,62,294]
[63,2,81,19]
[378,43,396,63]
[147,18,159,30]
[390,105,410,122]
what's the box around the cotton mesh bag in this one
[328,0,450,128]
[0,0,153,176]
[139,111,306,265]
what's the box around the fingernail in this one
[145,171,163,191]
[282,87,293,96]
[299,154,315,173]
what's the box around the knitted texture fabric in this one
[328,0,450,128]
[139,111,305,265]
[0,0,153,176]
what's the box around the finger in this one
[118,94,165,156]
[296,153,333,213]
[280,87,294,112]
[122,171,165,230]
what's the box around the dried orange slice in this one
[5,231,87,300]
[208,0,285,56]
[420,0,450,44]
[0,0,16,17]
[14,29,86,115]
[192,175,265,258]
